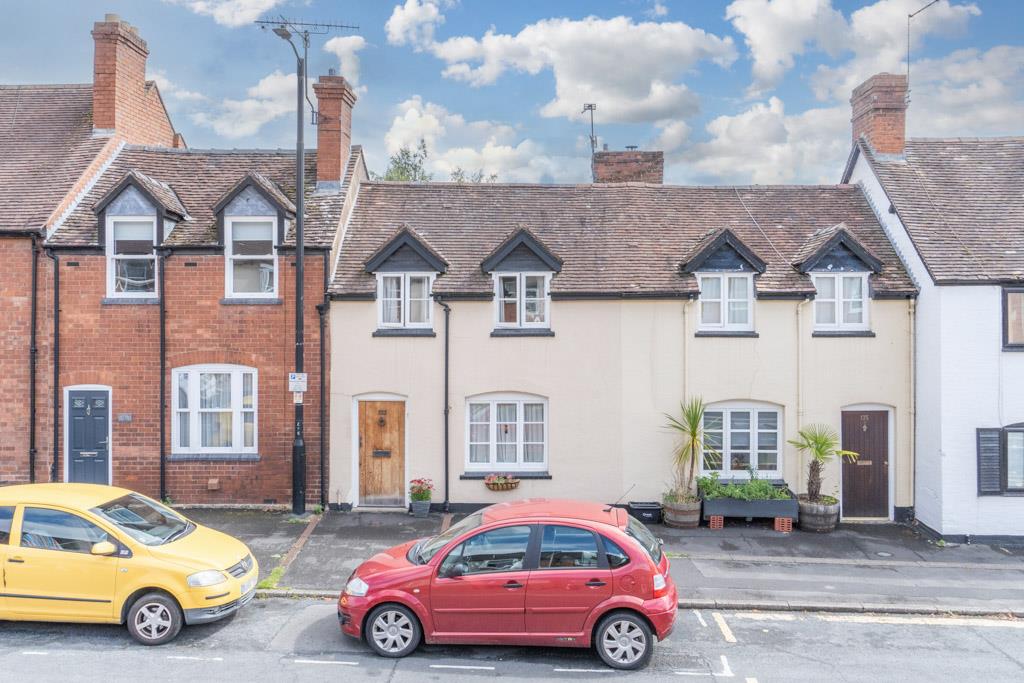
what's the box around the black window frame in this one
[438,523,537,576]
[1002,286,1024,351]
[535,524,607,571]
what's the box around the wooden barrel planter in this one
[663,500,701,528]
[798,497,840,533]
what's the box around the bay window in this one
[377,273,433,328]
[698,273,753,330]
[494,273,550,328]
[702,402,781,477]
[813,273,869,331]
[106,217,157,297]
[226,218,277,297]
[466,394,547,471]
[172,365,257,455]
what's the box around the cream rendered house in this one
[328,157,917,519]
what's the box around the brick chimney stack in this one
[592,150,664,183]
[850,73,908,155]
[312,70,358,189]
[92,14,149,133]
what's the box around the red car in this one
[338,499,676,670]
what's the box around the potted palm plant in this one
[408,478,433,518]
[662,397,713,528]
[787,424,858,532]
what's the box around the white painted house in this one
[843,73,1024,540]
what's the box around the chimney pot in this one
[104,13,120,22]
[328,67,337,76]
[850,72,908,155]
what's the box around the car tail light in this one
[652,572,669,598]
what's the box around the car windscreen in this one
[413,511,484,564]
[626,516,663,564]
[91,493,192,546]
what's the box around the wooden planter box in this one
[702,491,799,522]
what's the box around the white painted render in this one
[849,153,1024,537]
[329,296,913,514]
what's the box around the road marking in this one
[21,651,48,656]
[166,656,224,662]
[817,614,1024,629]
[430,664,495,671]
[731,612,797,621]
[693,609,708,627]
[554,668,617,673]
[292,659,359,666]
[712,612,737,643]
[674,655,734,678]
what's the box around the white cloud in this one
[647,1,669,18]
[149,70,208,103]
[428,15,736,124]
[323,35,368,91]
[191,70,298,138]
[381,96,589,183]
[652,120,691,152]
[164,0,284,28]
[385,0,449,50]
[725,0,847,96]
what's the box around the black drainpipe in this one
[437,298,451,513]
[316,251,329,510]
[158,248,169,501]
[46,248,59,482]
[28,233,39,482]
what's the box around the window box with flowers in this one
[409,478,434,517]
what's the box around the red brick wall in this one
[312,75,357,184]
[6,250,329,504]
[851,73,907,156]
[592,151,664,183]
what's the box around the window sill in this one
[695,330,759,338]
[490,329,555,337]
[460,471,552,480]
[812,330,875,338]
[373,328,437,337]
[102,297,159,305]
[167,453,260,462]
[1002,345,1024,352]
[220,298,282,305]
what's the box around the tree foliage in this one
[371,139,498,183]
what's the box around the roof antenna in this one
[906,0,940,105]
[582,103,597,154]
[604,484,635,512]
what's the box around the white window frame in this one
[225,216,278,299]
[812,272,870,331]
[375,272,435,329]
[171,364,258,455]
[697,272,755,331]
[106,215,158,299]
[465,393,548,472]
[700,401,782,479]
[492,272,552,329]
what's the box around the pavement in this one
[184,508,1024,616]
[2,599,1023,681]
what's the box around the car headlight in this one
[188,570,227,588]
[345,576,369,597]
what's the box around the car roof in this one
[480,498,627,528]
[0,483,134,509]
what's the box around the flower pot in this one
[485,481,520,491]
[663,500,701,528]
[798,496,840,532]
[410,500,431,518]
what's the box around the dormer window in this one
[226,217,278,297]
[698,273,753,331]
[107,217,157,297]
[813,273,869,330]
[495,273,550,328]
[377,273,434,328]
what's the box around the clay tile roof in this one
[0,84,109,232]
[50,146,362,248]
[245,171,296,214]
[329,182,916,299]
[790,222,881,272]
[122,169,187,217]
[857,137,1024,284]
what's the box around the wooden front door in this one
[841,410,889,517]
[358,401,405,506]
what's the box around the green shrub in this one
[696,471,790,501]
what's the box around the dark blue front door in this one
[68,390,110,484]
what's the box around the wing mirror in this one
[443,562,468,579]
[91,541,118,556]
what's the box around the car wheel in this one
[126,593,183,646]
[365,604,421,658]
[595,611,654,670]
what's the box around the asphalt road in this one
[1,599,1022,682]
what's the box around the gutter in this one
[436,298,452,512]
[317,251,329,510]
[45,249,60,482]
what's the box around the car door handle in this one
[8,557,25,564]
[585,580,607,587]
[504,580,524,589]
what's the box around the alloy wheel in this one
[601,619,647,665]
[134,602,173,641]
[371,610,414,653]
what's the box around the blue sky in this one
[2,1,1020,184]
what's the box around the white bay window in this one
[467,394,547,471]
[172,365,257,454]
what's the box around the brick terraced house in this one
[0,15,364,505]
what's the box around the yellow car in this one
[0,483,258,645]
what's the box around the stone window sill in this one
[812,330,876,338]
[460,471,552,480]
[102,297,159,305]
[167,453,260,462]
[220,298,283,306]
[695,330,759,338]
[373,328,437,337]
[490,329,555,338]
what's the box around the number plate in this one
[242,577,256,595]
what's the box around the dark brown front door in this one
[841,410,889,517]
[359,400,405,506]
